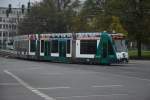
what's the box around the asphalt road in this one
[0,57,150,100]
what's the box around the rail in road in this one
[0,49,16,58]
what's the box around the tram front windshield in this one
[114,40,127,52]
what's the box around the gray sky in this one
[0,0,42,8]
[0,0,86,8]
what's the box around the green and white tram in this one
[14,32,128,65]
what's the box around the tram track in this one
[0,49,16,58]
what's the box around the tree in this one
[18,0,80,34]
[78,0,111,32]
[108,16,127,34]
[105,0,150,57]
[78,0,126,33]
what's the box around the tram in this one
[14,32,128,65]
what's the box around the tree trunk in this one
[137,39,142,58]
[71,33,76,63]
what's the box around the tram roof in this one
[14,32,126,40]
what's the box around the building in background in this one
[0,7,26,49]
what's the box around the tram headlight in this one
[123,53,126,58]
[116,52,128,59]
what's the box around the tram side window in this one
[30,40,36,52]
[41,40,44,53]
[80,40,97,54]
[67,40,70,54]
[27,40,29,51]
[108,40,114,55]
[14,41,18,50]
[102,42,107,58]
[51,40,58,53]
[17,41,20,50]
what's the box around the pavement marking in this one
[92,85,123,88]
[8,67,43,71]
[93,68,150,83]
[19,67,43,70]
[127,76,150,82]
[111,73,150,82]
[0,83,20,86]
[41,73,64,75]
[41,71,99,75]
[24,67,43,70]
[55,94,129,99]
[4,70,56,100]
[37,87,71,90]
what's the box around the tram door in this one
[59,40,66,58]
[101,35,115,64]
[98,35,109,64]
[96,32,116,64]
[102,39,108,58]
[44,41,50,56]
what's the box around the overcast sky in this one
[0,0,86,8]
[0,0,42,8]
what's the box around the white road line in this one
[0,83,20,86]
[41,71,99,75]
[41,73,64,75]
[56,94,129,99]
[92,85,123,88]
[8,67,43,71]
[108,72,150,82]
[37,87,70,90]
[4,70,56,100]
[25,67,43,70]
[123,76,150,82]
